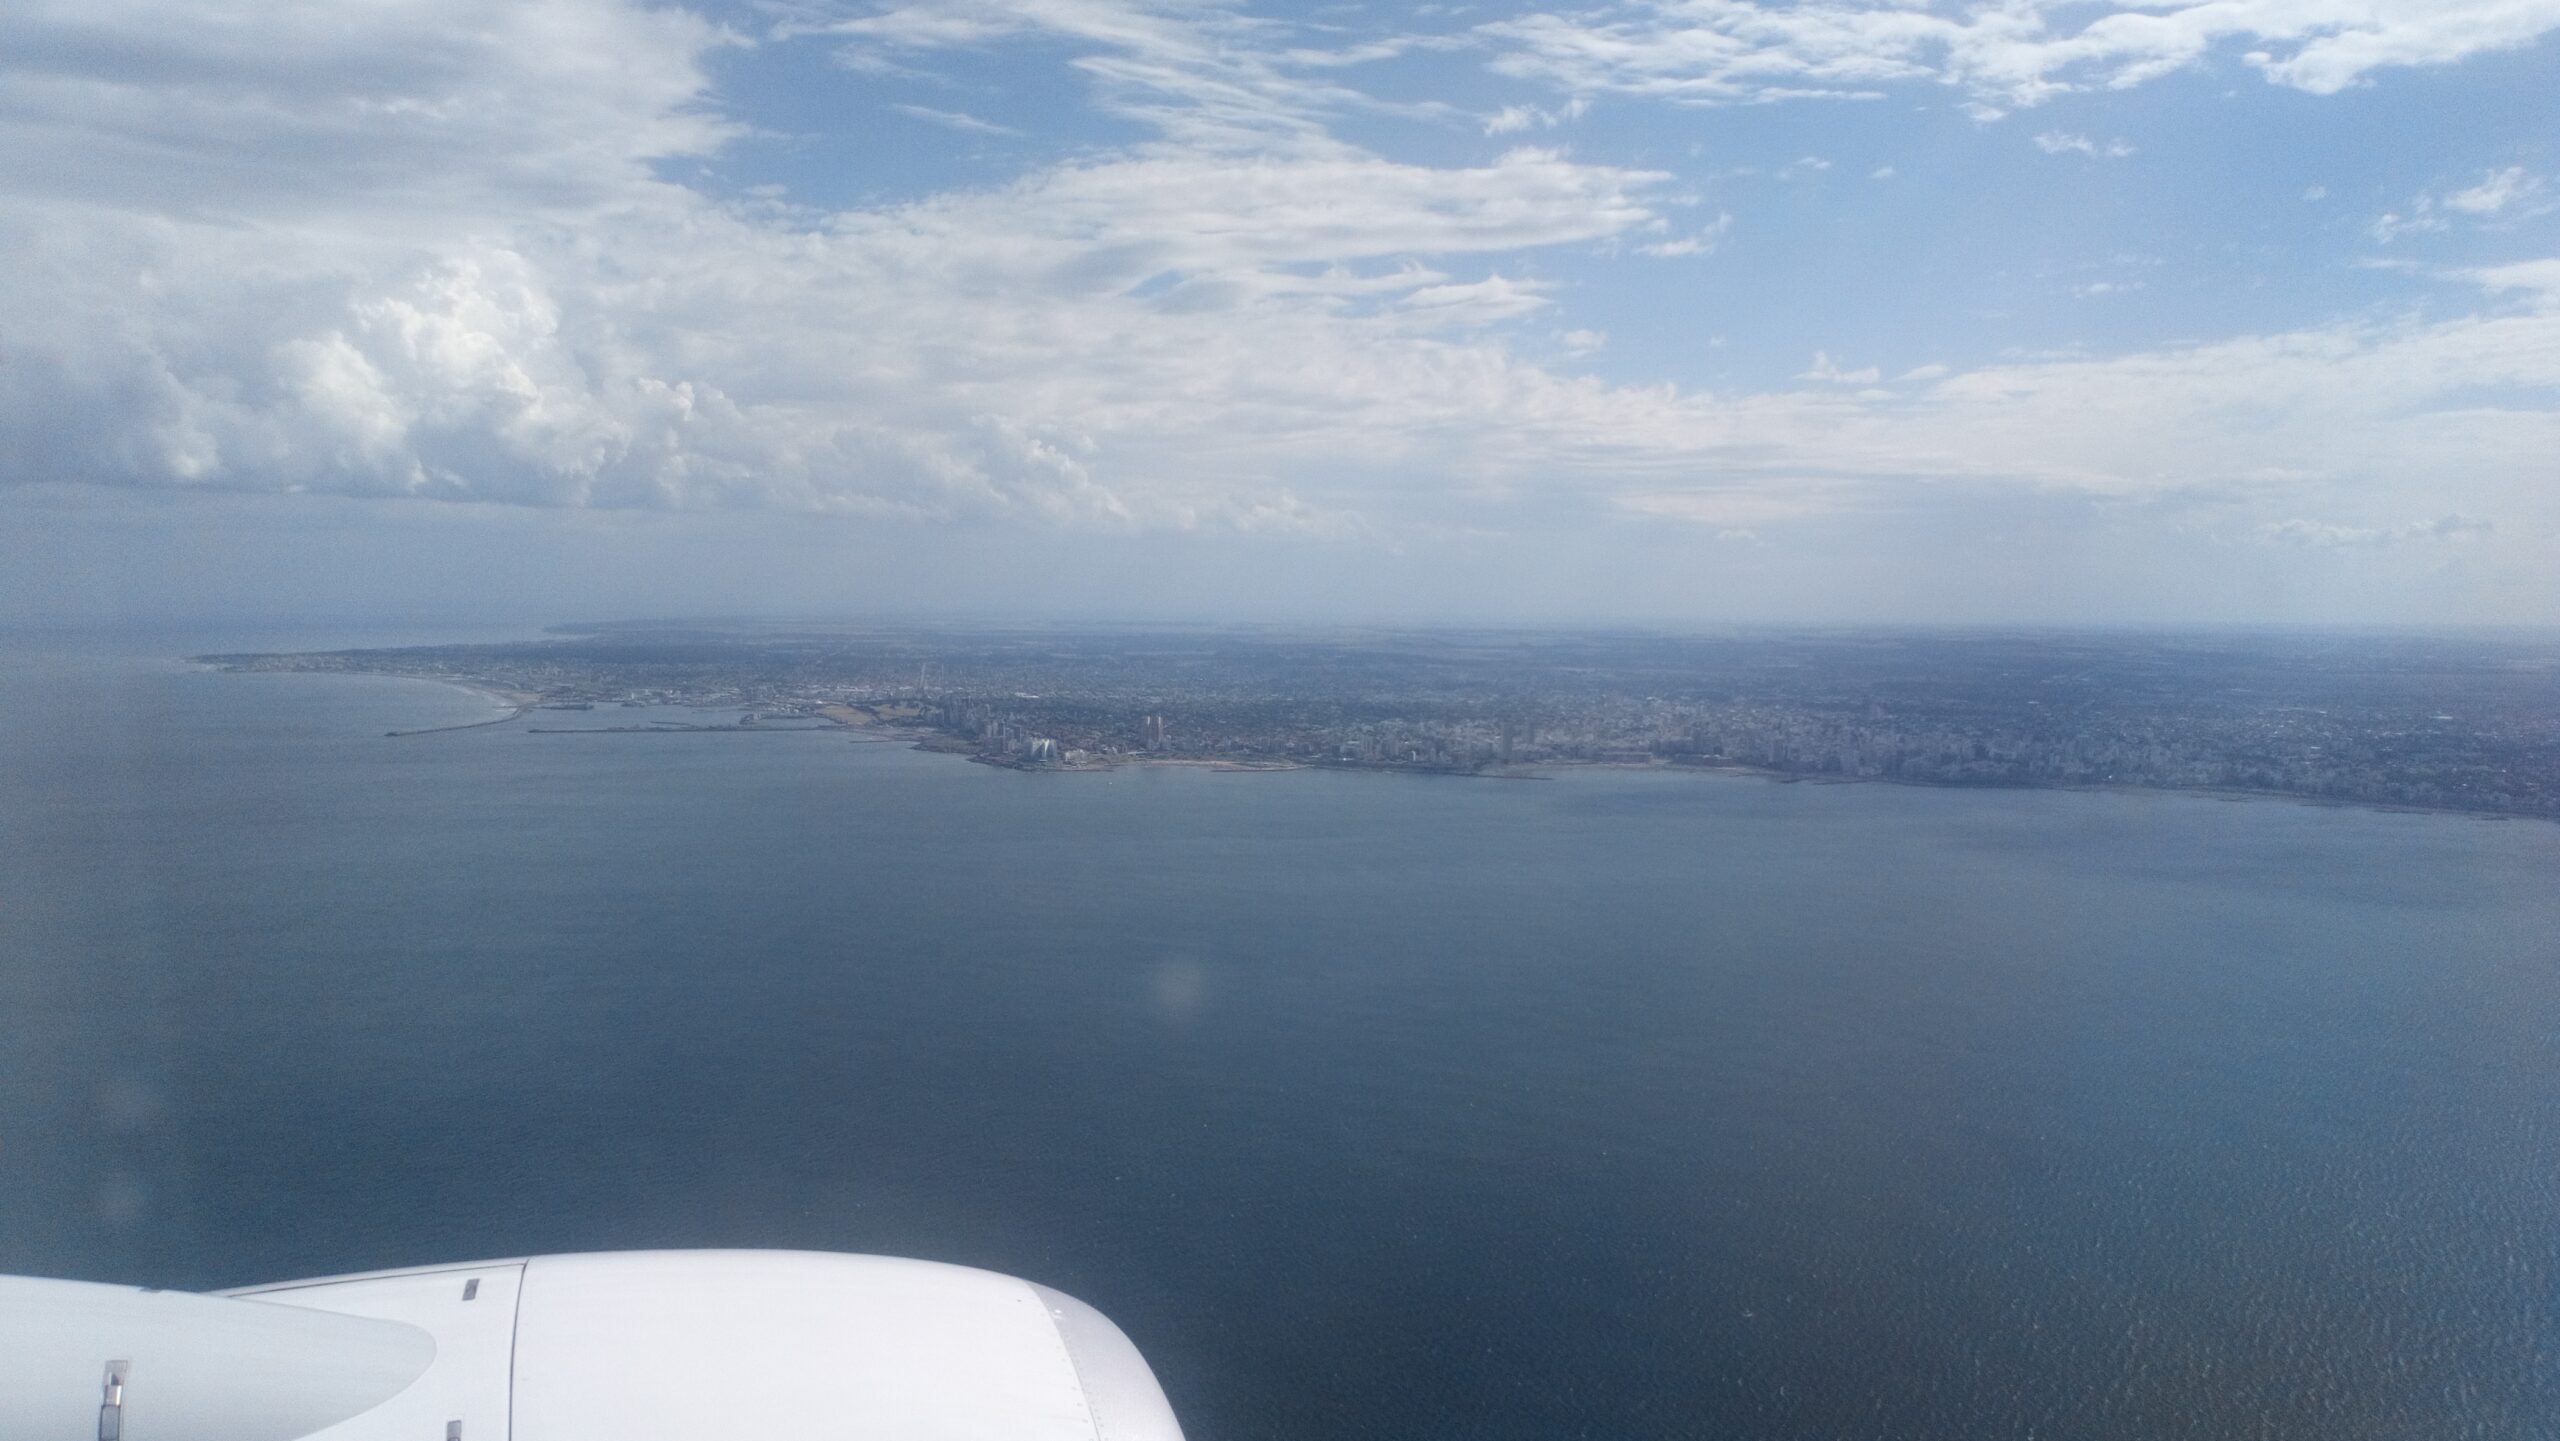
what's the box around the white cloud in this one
[2445,165,2549,217]
[1600,271,2560,570]
[1618,490,1842,528]
[1396,274,1556,327]
[1639,210,1734,256]
[1797,351,1882,383]
[2033,132,2134,157]
[891,104,1024,136]
[1,0,2554,588]
[0,0,736,219]
[1870,165,1896,180]
[2369,199,2446,242]
[1482,0,2560,109]
[1861,293,2560,510]
[2262,515,2494,548]
[1485,97,1587,134]
[823,0,1460,150]
[2372,167,2554,241]
[0,0,1685,528]
[2469,257,2560,294]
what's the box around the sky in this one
[2,0,2555,627]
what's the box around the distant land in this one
[198,623,2560,820]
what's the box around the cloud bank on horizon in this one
[1,0,2554,620]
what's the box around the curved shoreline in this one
[381,678,538,737]
[947,746,2547,823]
[198,663,2554,825]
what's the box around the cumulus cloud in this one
[0,0,1681,527]
[1483,0,2560,109]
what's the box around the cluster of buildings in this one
[202,625,2560,818]
[905,689,2549,815]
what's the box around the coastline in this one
[1526,756,2543,825]
[375,676,541,736]
[197,661,2554,825]
[889,732,2553,823]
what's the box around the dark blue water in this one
[6,632,2558,1440]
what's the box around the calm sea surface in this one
[5,629,2558,1440]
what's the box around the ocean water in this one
[4,630,2558,1440]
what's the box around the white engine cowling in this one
[0,1250,1185,1441]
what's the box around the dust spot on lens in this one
[94,1077,166,1133]
[94,1173,149,1227]
[1149,957,1207,1025]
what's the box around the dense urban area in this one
[202,623,2560,819]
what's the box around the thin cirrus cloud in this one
[1482,0,2560,109]
[0,0,2552,624]
[892,103,1025,136]
[2263,514,2493,548]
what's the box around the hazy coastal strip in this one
[196,624,2560,821]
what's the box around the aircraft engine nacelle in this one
[0,1250,1185,1441]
